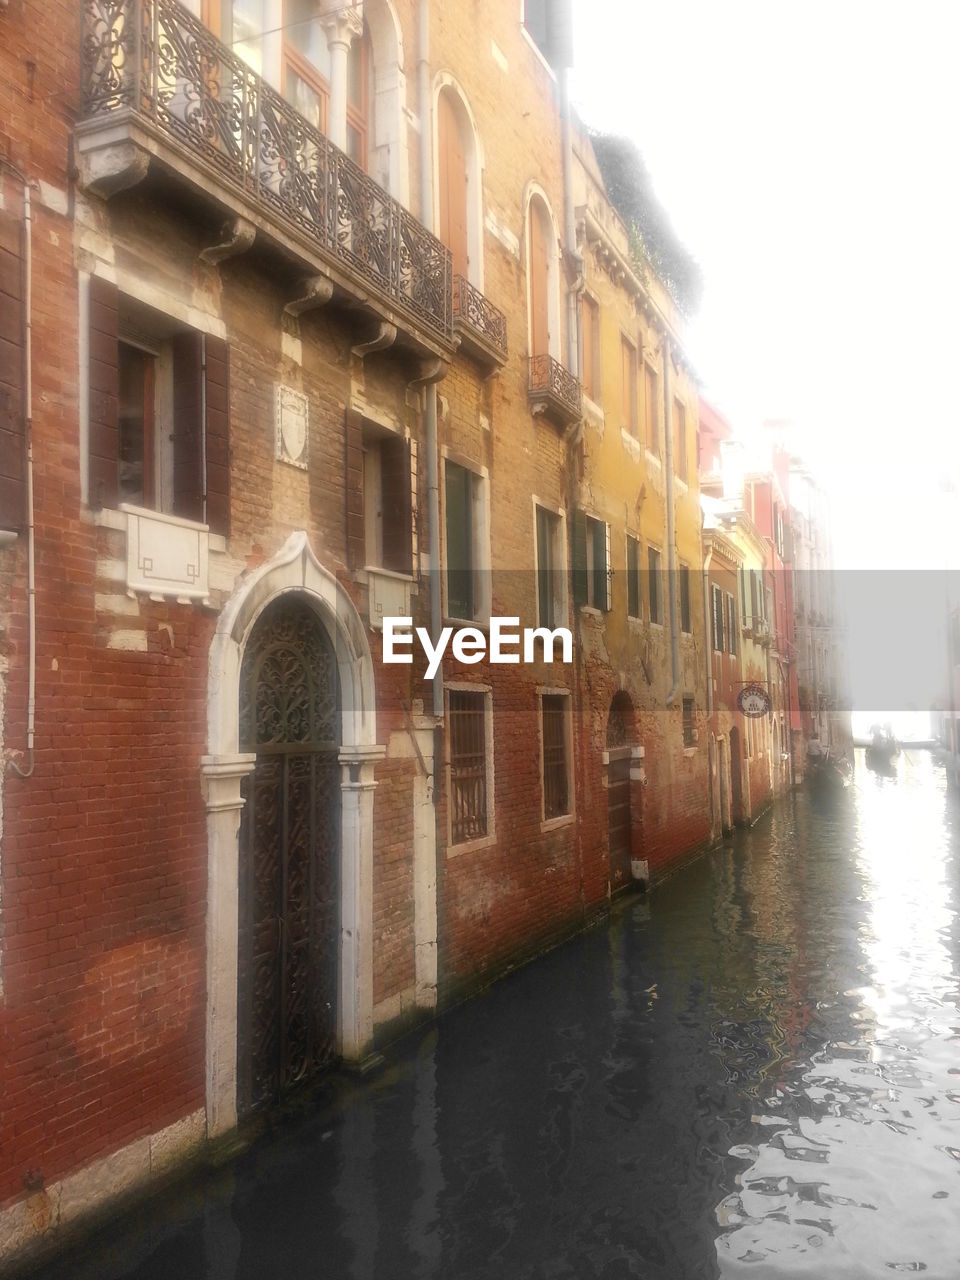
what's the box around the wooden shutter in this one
[644,364,658,454]
[0,209,24,530]
[529,203,549,358]
[345,408,365,569]
[88,275,120,510]
[438,90,469,280]
[571,508,587,608]
[380,433,412,574]
[204,335,230,535]
[172,331,204,523]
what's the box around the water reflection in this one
[29,753,960,1280]
[717,752,960,1277]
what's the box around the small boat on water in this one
[865,725,900,774]
[806,745,852,792]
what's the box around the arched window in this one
[437,89,469,280]
[281,3,371,168]
[435,82,483,288]
[526,192,559,360]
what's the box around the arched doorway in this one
[729,726,743,825]
[237,598,341,1113]
[606,691,635,891]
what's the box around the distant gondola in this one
[865,724,900,775]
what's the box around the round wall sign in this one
[737,683,772,718]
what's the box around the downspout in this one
[663,336,680,706]
[418,0,442,720]
[6,168,35,779]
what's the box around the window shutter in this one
[444,460,471,619]
[88,275,120,511]
[381,433,412,574]
[172,330,204,523]
[204,335,230,535]
[571,508,588,607]
[627,537,639,618]
[345,408,365,569]
[409,437,419,567]
[603,521,612,611]
[0,209,24,531]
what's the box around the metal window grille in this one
[449,690,487,843]
[542,694,569,819]
[682,697,695,747]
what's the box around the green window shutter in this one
[445,460,473,619]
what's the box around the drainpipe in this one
[663,336,680,706]
[5,166,35,778]
[418,0,442,720]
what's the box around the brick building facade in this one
[1,0,728,1261]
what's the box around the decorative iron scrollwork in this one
[81,0,453,344]
[453,275,508,360]
[528,353,582,419]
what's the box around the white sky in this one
[570,0,960,574]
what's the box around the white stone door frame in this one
[201,532,384,1137]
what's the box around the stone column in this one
[339,743,384,1065]
[322,7,363,153]
[200,752,256,1138]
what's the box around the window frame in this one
[581,292,601,404]
[533,499,567,631]
[679,561,692,634]
[726,590,738,657]
[442,452,491,625]
[446,682,495,852]
[674,396,687,483]
[682,696,696,748]
[647,544,663,626]
[643,360,660,458]
[620,333,639,438]
[626,533,641,620]
[538,687,574,828]
[711,582,725,653]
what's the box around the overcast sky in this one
[570,0,960,578]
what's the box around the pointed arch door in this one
[237,598,341,1113]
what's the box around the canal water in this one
[25,750,960,1279]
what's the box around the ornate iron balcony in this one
[79,0,452,347]
[453,275,508,368]
[527,354,582,427]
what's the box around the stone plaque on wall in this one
[275,385,309,470]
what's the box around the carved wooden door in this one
[238,599,341,1114]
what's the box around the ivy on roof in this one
[589,130,704,318]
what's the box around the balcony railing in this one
[80,0,452,346]
[527,354,582,426]
[453,275,508,367]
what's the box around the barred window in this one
[682,697,696,747]
[449,690,488,844]
[541,693,570,820]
